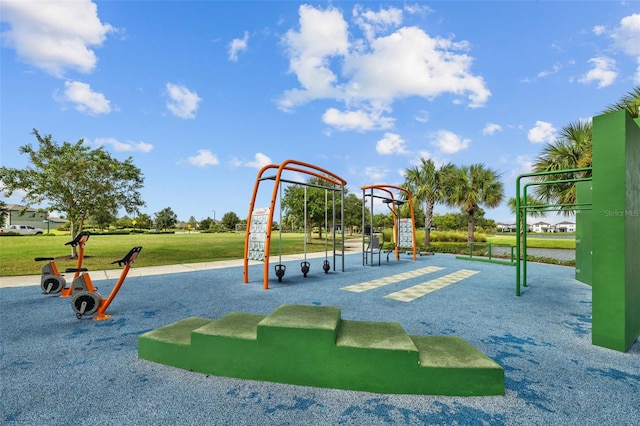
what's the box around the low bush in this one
[429,230,487,243]
[382,229,487,244]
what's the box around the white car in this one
[0,225,44,235]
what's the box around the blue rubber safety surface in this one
[1,253,639,425]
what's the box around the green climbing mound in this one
[138,304,504,396]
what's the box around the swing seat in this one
[301,261,310,277]
[275,264,286,282]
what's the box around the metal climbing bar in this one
[514,168,592,296]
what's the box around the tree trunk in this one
[424,200,434,248]
[306,217,312,244]
[467,210,475,247]
[69,219,78,258]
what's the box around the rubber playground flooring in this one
[1,251,639,425]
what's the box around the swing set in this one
[243,159,347,290]
[361,185,417,266]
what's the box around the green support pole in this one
[575,181,592,285]
[591,110,640,352]
[515,173,591,296]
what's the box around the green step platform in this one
[138,304,504,396]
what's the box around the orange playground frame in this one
[361,184,417,263]
[243,159,347,290]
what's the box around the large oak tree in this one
[0,130,145,254]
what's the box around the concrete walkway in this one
[0,239,365,288]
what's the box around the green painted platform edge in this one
[138,305,505,396]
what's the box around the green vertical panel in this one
[575,181,592,285]
[625,117,640,349]
[592,110,640,352]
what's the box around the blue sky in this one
[1,1,639,225]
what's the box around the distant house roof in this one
[6,204,42,213]
[47,217,67,224]
[5,204,62,220]
[532,221,550,225]
[556,221,575,225]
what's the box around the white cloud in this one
[277,5,349,110]
[610,13,640,56]
[245,153,272,169]
[0,0,114,77]
[528,121,556,144]
[166,83,202,119]
[94,137,153,153]
[592,14,639,84]
[352,5,403,41]
[509,155,534,179]
[612,13,640,84]
[413,110,429,123]
[344,27,490,107]
[322,107,394,132]
[537,63,561,78]
[431,130,470,154]
[363,166,387,181]
[55,80,111,115]
[376,132,408,155]
[482,123,502,136]
[278,5,490,116]
[228,31,249,62]
[187,150,219,167]
[404,4,433,16]
[579,57,617,88]
[409,150,447,169]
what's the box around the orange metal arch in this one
[244,160,347,289]
[361,184,417,261]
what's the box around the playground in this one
[1,110,638,424]
[1,248,638,425]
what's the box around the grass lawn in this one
[486,235,575,249]
[0,232,337,277]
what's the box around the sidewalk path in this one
[0,238,365,288]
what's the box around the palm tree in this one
[443,164,504,245]
[602,86,640,118]
[402,159,454,248]
[531,86,638,213]
[507,195,549,219]
[531,119,592,214]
